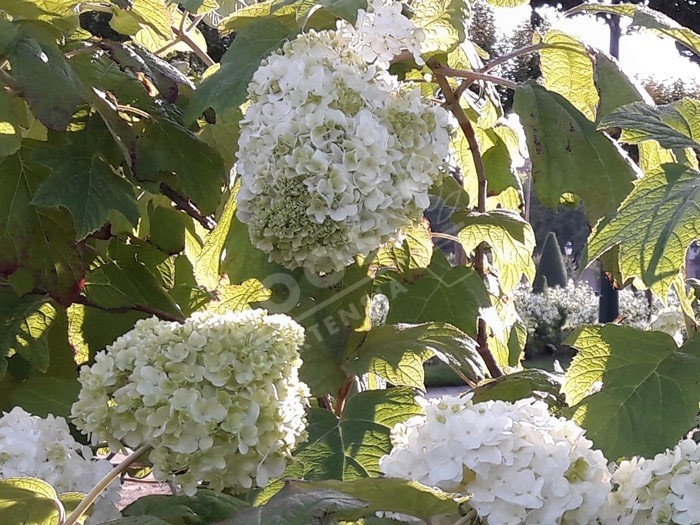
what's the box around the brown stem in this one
[480,43,546,74]
[427,58,504,379]
[172,25,215,67]
[159,183,217,231]
[77,296,186,323]
[430,63,519,90]
[0,68,20,91]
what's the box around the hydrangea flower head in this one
[72,310,310,495]
[0,407,120,524]
[601,438,700,525]
[236,23,449,273]
[380,394,611,524]
[336,0,425,68]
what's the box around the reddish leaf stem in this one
[427,58,504,379]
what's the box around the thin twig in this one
[0,68,20,91]
[427,58,504,379]
[186,13,206,33]
[430,232,462,244]
[172,25,215,67]
[77,296,186,323]
[64,445,152,525]
[454,43,544,100]
[430,64,519,90]
[480,42,546,74]
[160,183,217,231]
[65,46,97,59]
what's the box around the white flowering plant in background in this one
[236,0,449,273]
[513,280,689,355]
[71,310,310,496]
[0,407,121,524]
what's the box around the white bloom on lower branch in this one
[600,438,700,525]
[236,27,449,274]
[71,309,311,496]
[0,407,120,524]
[379,394,611,525]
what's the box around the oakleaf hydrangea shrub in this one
[380,394,611,524]
[236,0,449,273]
[71,309,310,495]
[0,407,120,524]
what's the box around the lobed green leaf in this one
[565,325,700,459]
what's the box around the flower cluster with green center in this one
[0,407,120,524]
[380,394,611,524]
[71,310,310,496]
[236,0,449,274]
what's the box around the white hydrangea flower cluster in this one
[380,394,611,525]
[71,310,310,496]
[0,407,120,525]
[236,6,449,274]
[649,307,686,346]
[600,439,700,524]
[336,0,425,68]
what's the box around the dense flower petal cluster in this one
[236,6,449,273]
[600,439,700,524]
[336,0,425,68]
[380,394,611,525]
[71,310,310,495]
[0,407,120,524]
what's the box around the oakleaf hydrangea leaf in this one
[583,164,700,298]
[347,322,486,389]
[455,209,536,293]
[540,30,598,122]
[32,142,139,240]
[382,251,491,338]
[514,83,639,224]
[565,325,700,459]
[412,0,466,55]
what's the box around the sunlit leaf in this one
[0,89,22,158]
[0,291,56,375]
[599,99,700,150]
[514,83,638,223]
[347,322,486,389]
[454,209,535,293]
[412,0,466,55]
[208,279,271,313]
[289,479,467,523]
[583,164,700,298]
[540,30,598,121]
[565,325,700,459]
[0,477,61,525]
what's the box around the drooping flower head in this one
[0,407,120,524]
[71,310,310,495]
[236,2,449,274]
[380,394,611,525]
